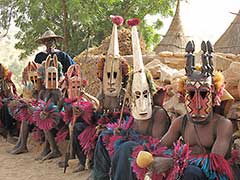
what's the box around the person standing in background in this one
[35,29,75,73]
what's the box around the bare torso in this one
[154,112,233,174]
[132,106,170,138]
[101,95,120,112]
[182,114,218,154]
[161,112,233,157]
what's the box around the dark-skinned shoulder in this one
[171,114,185,125]
[153,106,171,123]
[214,113,233,134]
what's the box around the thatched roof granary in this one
[154,0,189,53]
[214,10,240,55]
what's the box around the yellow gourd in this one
[136,151,154,168]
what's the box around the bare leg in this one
[6,132,18,145]
[72,163,85,173]
[0,127,8,139]
[10,121,29,154]
[69,126,76,159]
[11,135,21,151]
[10,121,23,151]
[42,130,61,160]
[5,128,19,153]
[35,140,50,160]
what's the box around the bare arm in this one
[82,91,100,110]
[150,116,183,174]
[211,118,233,157]
[160,116,182,148]
[151,107,170,138]
[151,117,182,173]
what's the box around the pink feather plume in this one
[127,18,140,27]
[131,137,168,180]
[55,128,68,143]
[33,100,61,130]
[78,125,98,160]
[166,140,191,180]
[110,15,124,26]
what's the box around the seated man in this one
[150,41,236,180]
[34,54,64,160]
[58,64,100,173]
[94,18,171,180]
[0,63,18,143]
[8,61,43,154]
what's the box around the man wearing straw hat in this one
[35,29,75,73]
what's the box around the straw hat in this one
[36,29,63,44]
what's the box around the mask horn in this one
[75,64,81,77]
[32,61,38,71]
[53,54,58,69]
[185,40,195,76]
[107,15,124,58]
[45,55,51,69]
[67,65,74,78]
[207,41,214,75]
[201,41,209,76]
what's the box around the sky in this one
[146,0,240,50]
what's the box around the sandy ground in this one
[0,136,90,180]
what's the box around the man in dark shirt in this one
[35,29,75,73]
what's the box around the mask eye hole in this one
[143,90,148,98]
[187,90,195,99]
[107,72,110,78]
[200,90,208,99]
[30,77,34,83]
[135,91,141,99]
[113,72,117,79]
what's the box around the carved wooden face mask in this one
[131,71,152,120]
[102,56,122,97]
[185,72,213,123]
[129,20,152,120]
[67,64,81,99]
[183,40,216,123]
[45,55,58,89]
[28,71,40,91]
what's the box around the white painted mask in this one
[130,23,152,120]
[45,54,58,89]
[103,56,122,96]
[67,64,81,99]
[131,71,152,120]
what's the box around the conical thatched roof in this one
[214,10,240,55]
[155,0,189,53]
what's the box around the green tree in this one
[0,0,175,59]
